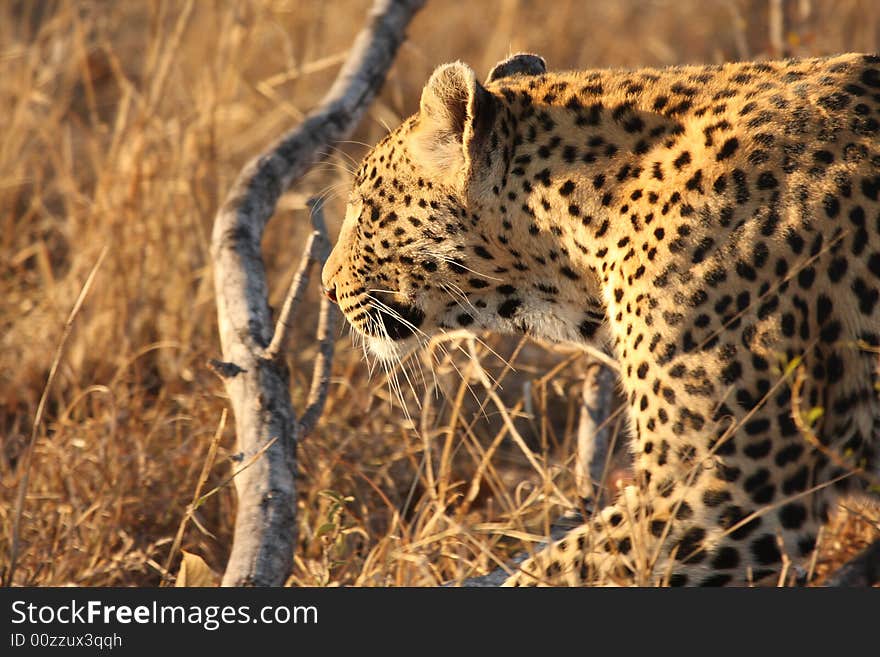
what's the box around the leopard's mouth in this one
[364,296,426,342]
[340,291,427,361]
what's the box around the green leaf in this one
[783,355,802,378]
[805,407,824,426]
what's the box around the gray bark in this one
[575,362,616,501]
[211,0,425,587]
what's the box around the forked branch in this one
[210,0,425,587]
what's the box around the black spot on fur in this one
[717,137,739,160]
[751,534,782,565]
[497,298,521,319]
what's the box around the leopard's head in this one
[322,56,605,361]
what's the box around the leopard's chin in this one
[364,333,415,364]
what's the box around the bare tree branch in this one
[211,0,425,587]
[298,298,336,439]
[264,201,330,363]
[575,362,616,501]
[297,201,337,439]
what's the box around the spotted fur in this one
[322,53,880,586]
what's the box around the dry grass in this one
[1,0,878,587]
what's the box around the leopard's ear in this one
[412,61,497,197]
[486,53,546,83]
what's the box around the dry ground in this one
[1,0,878,587]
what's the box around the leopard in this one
[321,51,880,586]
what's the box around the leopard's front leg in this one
[503,341,842,587]
[503,474,740,587]
[503,490,664,586]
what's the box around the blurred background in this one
[2,0,879,586]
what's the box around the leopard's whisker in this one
[423,251,504,281]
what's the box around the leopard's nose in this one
[321,257,340,305]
